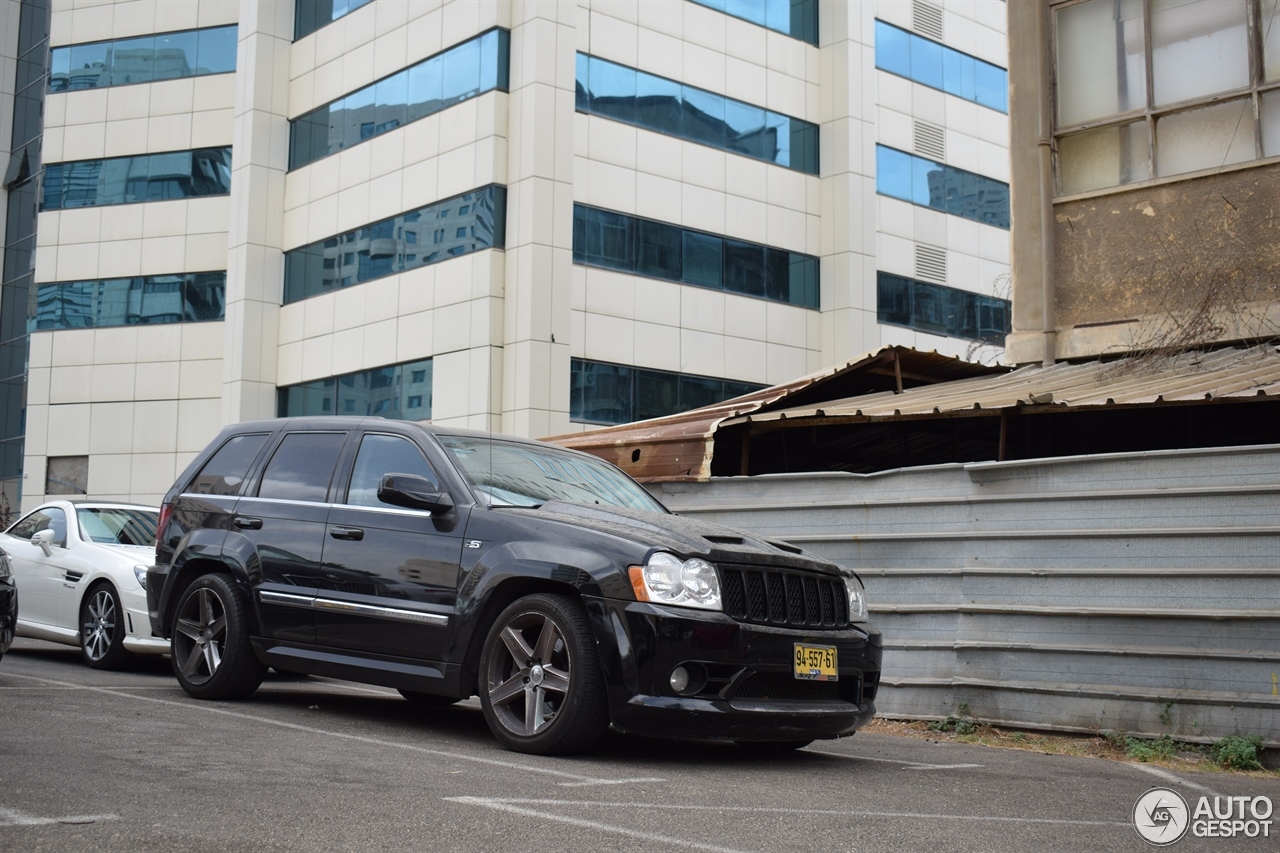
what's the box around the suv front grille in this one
[720,566,849,628]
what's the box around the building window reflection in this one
[42,148,233,210]
[283,185,506,304]
[689,0,818,45]
[49,25,237,92]
[30,272,227,331]
[277,357,433,421]
[575,54,819,175]
[289,28,509,170]
[573,205,819,309]
[571,358,766,426]
[294,0,374,41]
[876,271,1010,344]
[875,144,1009,229]
[874,20,1007,113]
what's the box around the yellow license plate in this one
[793,643,838,681]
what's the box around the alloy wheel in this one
[173,586,228,685]
[484,610,573,737]
[81,589,117,662]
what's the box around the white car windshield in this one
[439,435,666,512]
[77,507,158,546]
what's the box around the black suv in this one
[148,417,881,755]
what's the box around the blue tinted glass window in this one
[690,0,818,45]
[875,145,1009,230]
[49,25,237,92]
[278,357,431,420]
[41,147,232,211]
[874,20,1007,114]
[30,272,226,331]
[572,357,767,425]
[154,30,198,81]
[283,186,507,304]
[294,0,374,41]
[197,25,238,74]
[589,56,637,124]
[576,54,818,175]
[290,29,509,170]
[874,20,911,79]
[876,271,1009,344]
[573,204,819,309]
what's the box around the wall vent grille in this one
[915,244,947,284]
[912,1,944,41]
[913,121,946,161]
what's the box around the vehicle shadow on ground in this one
[7,643,863,771]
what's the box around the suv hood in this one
[502,501,847,576]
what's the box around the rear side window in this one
[346,434,440,507]
[189,433,270,496]
[258,432,346,502]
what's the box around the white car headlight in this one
[845,577,868,622]
[629,552,722,611]
[133,565,149,589]
[0,553,10,580]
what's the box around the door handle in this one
[329,527,364,541]
[233,517,263,530]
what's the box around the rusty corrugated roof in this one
[725,345,1280,427]
[544,346,1006,480]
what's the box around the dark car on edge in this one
[147,417,881,755]
[0,547,15,663]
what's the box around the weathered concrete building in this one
[1006,0,1280,365]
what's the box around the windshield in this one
[77,507,159,546]
[438,435,666,512]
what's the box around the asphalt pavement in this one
[2,637,1277,852]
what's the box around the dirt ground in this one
[864,717,1280,778]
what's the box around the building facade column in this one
[222,0,291,424]
[499,0,576,439]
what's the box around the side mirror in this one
[31,528,55,556]
[377,473,454,514]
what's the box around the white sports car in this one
[2,500,166,668]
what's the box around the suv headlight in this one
[845,577,868,622]
[133,565,148,589]
[629,552,722,611]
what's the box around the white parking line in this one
[804,747,982,770]
[445,797,750,853]
[449,798,1133,828]
[0,807,118,826]
[1131,763,1223,796]
[3,671,663,788]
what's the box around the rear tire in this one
[170,573,266,700]
[80,583,135,670]
[478,593,609,755]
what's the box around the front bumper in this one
[583,596,881,742]
[119,584,168,656]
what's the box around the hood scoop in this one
[703,534,744,545]
[769,539,803,554]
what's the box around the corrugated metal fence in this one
[650,445,1280,744]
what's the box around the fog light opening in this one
[669,663,706,696]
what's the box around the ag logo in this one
[1134,788,1190,845]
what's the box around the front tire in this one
[80,583,134,670]
[170,574,266,700]
[478,593,609,755]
